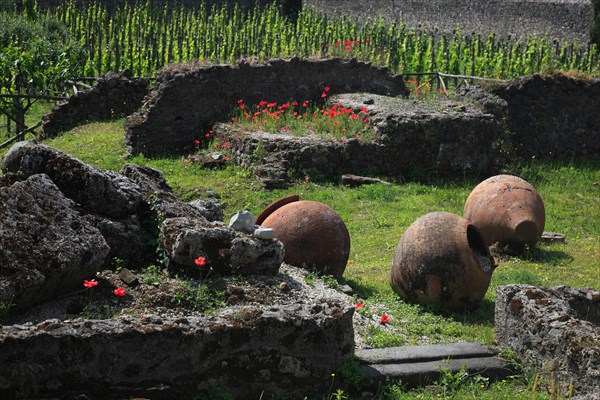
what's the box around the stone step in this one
[356,342,513,389]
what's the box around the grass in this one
[1,119,598,399]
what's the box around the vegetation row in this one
[45,0,600,78]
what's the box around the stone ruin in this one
[41,70,149,139]
[0,141,354,398]
[495,285,600,398]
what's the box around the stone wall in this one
[304,0,594,44]
[495,284,600,397]
[41,71,149,139]
[489,74,600,158]
[124,58,408,156]
[0,301,354,398]
[215,92,504,187]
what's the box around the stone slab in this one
[355,342,498,364]
[360,356,513,388]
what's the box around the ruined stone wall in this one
[215,92,505,187]
[461,74,600,159]
[124,58,407,156]
[490,74,600,158]
[304,0,594,43]
[0,302,354,398]
[495,284,600,397]
[41,71,149,138]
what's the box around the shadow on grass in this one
[343,277,380,299]
[422,298,496,327]
[525,245,574,263]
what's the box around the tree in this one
[0,11,86,140]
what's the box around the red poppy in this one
[83,279,98,288]
[237,99,244,104]
[380,315,390,324]
[345,45,351,51]
[239,104,245,110]
[348,260,355,265]
[259,101,268,107]
[335,41,340,46]
[194,139,200,146]
[194,256,206,267]
[366,39,371,43]
[324,86,330,92]
[113,287,125,297]
[321,92,327,98]
[355,302,364,309]
[205,133,210,138]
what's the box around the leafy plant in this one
[0,297,14,322]
[142,264,163,286]
[0,12,85,137]
[337,359,364,391]
[174,280,225,314]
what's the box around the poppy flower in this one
[380,315,390,324]
[321,92,327,98]
[345,45,351,51]
[355,302,364,309]
[205,133,210,138]
[83,279,98,288]
[194,256,206,267]
[335,41,340,46]
[194,139,200,146]
[324,86,330,92]
[113,287,125,297]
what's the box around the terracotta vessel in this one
[390,212,497,311]
[464,175,545,247]
[259,196,350,278]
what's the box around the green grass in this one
[2,120,598,399]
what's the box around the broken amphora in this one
[390,212,497,311]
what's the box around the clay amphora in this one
[390,212,497,311]
[258,196,350,278]
[464,175,545,247]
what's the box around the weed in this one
[337,359,364,391]
[142,264,163,286]
[174,280,225,315]
[0,297,15,322]
[304,272,316,287]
